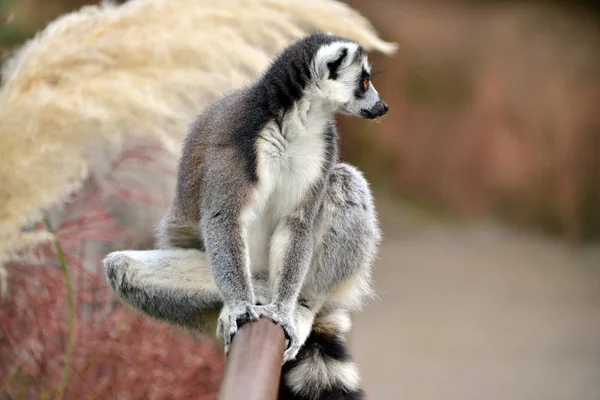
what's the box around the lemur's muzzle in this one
[360,100,389,120]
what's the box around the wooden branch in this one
[218,317,286,400]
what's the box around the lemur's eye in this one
[362,79,369,89]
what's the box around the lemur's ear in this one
[326,48,348,80]
[314,44,349,80]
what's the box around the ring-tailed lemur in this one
[104,31,386,399]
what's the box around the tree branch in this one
[218,318,286,400]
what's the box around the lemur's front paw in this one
[217,303,260,355]
[252,304,301,364]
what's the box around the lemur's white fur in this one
[248,97,331,285]
[287,358,361,396]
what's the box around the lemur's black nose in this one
[360,100,389,119]
[372,100,388,117]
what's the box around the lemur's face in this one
[312,41,388,119]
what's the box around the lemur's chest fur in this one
[244,99,332,273]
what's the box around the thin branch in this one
[44,218,76,400]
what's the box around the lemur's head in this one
[264,32,388,119]
[310,33,388,119]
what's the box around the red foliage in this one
[0,145,224,399]
[0,263,223,400]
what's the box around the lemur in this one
[104,32,386,399]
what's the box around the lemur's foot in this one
[217,303,260,355]
[251,304,301,364]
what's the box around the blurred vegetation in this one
[0,0,27,62]
[403,61,473,109]
[0,0,99,64]
[343,0,600,242]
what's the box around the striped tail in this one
[279,309,364,400]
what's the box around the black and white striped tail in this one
[279,309,364,400]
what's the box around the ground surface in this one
[350,197,600,400]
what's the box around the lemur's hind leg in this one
[104,249,221,335]
[300,162,381,318]
[103,249,315,343]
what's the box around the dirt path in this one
[350,198,600,400]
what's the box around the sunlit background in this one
[1,1,599,399]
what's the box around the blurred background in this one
[1,0,599,399]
